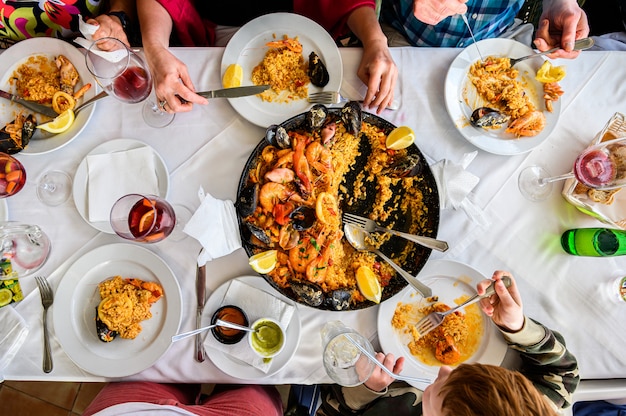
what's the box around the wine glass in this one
[518,136,626,201]
[85,37,175,128]
[110,194,176,243]
[321,321,376,387]
[36,170,72,206]
[0,153,26,198]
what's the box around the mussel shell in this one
[382,154,422,178]
[245,222,272,246]
[341,101,362,136]
[308,51,330,88]
[289,206,316,231]
[235,182,259,217]
[0,114,36,154]
[95,307,118,342]
[325,289,352,311]
[305,104,328,131]
[265,124,291,149]
[470,107,510,128]
[290,281,324,307]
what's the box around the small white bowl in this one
[248,317,285,358]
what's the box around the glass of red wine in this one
[518,136,626,201]
[110,194,176,243]
[85,37,174,128]
[0,153,26,198]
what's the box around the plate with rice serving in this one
[444,38,562,155]
[53,243,182,377]
[236,102,441,311]
[377,259,507,385]
[221,12,342,127]
[0,37,99,155]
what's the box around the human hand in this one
[412,0,468,25]
[363,352,404,392]
[533,0,589,59]
[89,15,130,48]
[477,271,524,332]
[143,45,208,113]
[358,39,398,114]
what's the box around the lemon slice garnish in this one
[223,64,243,88]
[536,60,566,83]
[36,109,75,134]
[356,265,382,303]
[385,126,415,150]
[0,288,13,306]
[249,250,278,274]
[315,192,338,225]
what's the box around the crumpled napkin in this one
[0,306,29,382]
[87,146,159,222]
[430,151,490,227]
[203,279,295,373]
[76,15,127,62]
[183,188,242,266]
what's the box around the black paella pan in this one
[236,104,441,311]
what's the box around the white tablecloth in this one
[2,46,626,390]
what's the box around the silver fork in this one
[307,91,399,111]
[343,213,449,252]
[414,276,511,338]
[34,276,54,373]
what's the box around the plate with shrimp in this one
[444,38,562,155]
[0,37,99,155]
[377,259,507,384]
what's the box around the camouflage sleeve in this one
[500,317,580,410]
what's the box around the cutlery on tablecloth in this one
[197,85,270,99]
[414,276,512,338]
[0,89,59,118]
[195,260,206,362]
[343,213,449,252]
[343,223,432,298]
[34,276,54,373]
[307,91,399,111]
[508,37,594,67]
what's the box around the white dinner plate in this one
[377,259,507,386]
[202,276,301,379]
[444,38,561,155]
[72,138,170,233]
[53,243,182,377]
[0,38,99,155]
[221,12,343,127]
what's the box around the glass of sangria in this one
[85,37,174,128]
[0,153,26,198]
[110,194,176,243]
[518,136,626,201]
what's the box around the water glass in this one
[321,320,376,387]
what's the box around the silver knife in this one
[0,89,59,118]
[197,85,270,99]
[195,260,207,362]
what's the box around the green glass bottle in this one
[561,228,626,256]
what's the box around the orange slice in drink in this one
[138,209,156,234]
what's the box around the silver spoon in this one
[171,319,256,342]
[343,223,432,298]
[74,90,109,115]
[509,37,594,66]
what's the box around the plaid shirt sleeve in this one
[380,0,524,47]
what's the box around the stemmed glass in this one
[110,194,176,243]
[85,37,174,128]
[518,136,626,201]
[36,170,73,206]
[0,153,26,198]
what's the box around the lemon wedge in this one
[315,192,338,225]
[36,109,75,134]
[385,126,415,150]
[0,288,13,307]
[536,60,566,83]
[249,250,278,274]
[223,64,243,88]
[356,266,382,303]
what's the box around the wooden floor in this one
[0,381,291,415]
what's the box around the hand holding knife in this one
[195,261,206,362]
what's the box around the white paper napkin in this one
[86,146,159,222]
[430,151,490,227]
[203,279,295,373]
[77,16,128,62]
[0,306,29,382]
[184,188,242,266]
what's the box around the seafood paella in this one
[236,102,440,310]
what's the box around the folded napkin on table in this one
[87,146,159,222]
[430,151,490,227]
[203,279,295,373]
[0,306,28,382]
[183,188,242,266]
